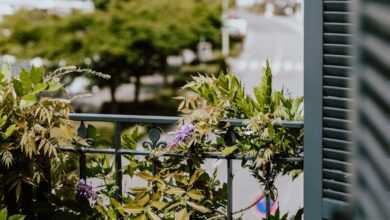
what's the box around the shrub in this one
[0,66,109,217]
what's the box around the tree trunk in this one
[134,74,141,103]
[163,71,168,86]
[109,84,118,113]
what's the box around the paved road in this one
[222,10,304,219]
[228,10,303,98]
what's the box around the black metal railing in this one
[59,113,304,220]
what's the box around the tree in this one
[0,0,222,108]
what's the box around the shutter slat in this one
[357,159,390,215]
[356,190,385,220]
[323,85,350,98]
[324,43,351,55]
[323,137,351,151]
[324,22,351,34]
[362,67,390,108]
[364,2,390,36]
[324,96,350,109]
[324,148,350,161]
[361,97,390,146]
[323,158,352,173]
[324,168,351,183]
[324,106,350,119]
[324,33,351,44]
[324,64,352,77]
[324,117,351,130]
[324,75,349,88]
[324,54,351,66]
[324,11,350,23]
[363,33,390,71]
[324,1,350,12]
[323,127,351,140]
[358,127,390,185]
[323,189,351,201]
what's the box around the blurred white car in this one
[225,18,248,40]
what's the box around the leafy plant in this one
[0,66,109,217]
[172,61,304,217]
[0,208,24,220]
[91,62,303,219]
[0,62,302,219]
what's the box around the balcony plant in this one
[90,61,303,219]
[0,66,109,217]
[0,62,303,219]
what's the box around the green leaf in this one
[0,65,12,82]
[19,69,33,92]
[150,201,166,210]
[19,69,31,83]
[253,60,273,112]
[0,208,7,220]
[31,83,47,95]
[0,115,7,128]
[175,208,189,220]
[47,81,63,92]
[136,171,154,181]
[146,209,160,220]
[8,214,25,220]
[4,124,16,138]
[12,79,24,96]
[189,170,203,187]
[165,202,182,212]
[137,194,150,206]
[186,201,211,213]
[222,146,238,156]
[15,181,22,202]
[110,198,125,216]
[135,214,147,220]
[87,124,97,140]
[124,207,144,214]
[30,67,44,84]
[187,190,204,201]
[166,187,186,196]
[20,94,37,108]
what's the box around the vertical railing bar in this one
[79,152,86,181]
[265,163,271,220]
[227,158,233,220]
[265,186,271,220]
[77,121,87,182]
[113,122,123,201]
[152,160,157,176]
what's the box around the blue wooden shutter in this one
[305,0,353,219]
[353,0,390,219]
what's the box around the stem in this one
[134,74,141,103]
[232,193,263,215]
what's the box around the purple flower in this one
[169,123,195,147]
[77,180,98,201]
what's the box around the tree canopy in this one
[0,0,222,104]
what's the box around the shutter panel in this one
[304,0,353,218]
[353,0,390,219]
[322,0,353,218]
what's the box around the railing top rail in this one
[69,113,304,128]
[59,146,303,162]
